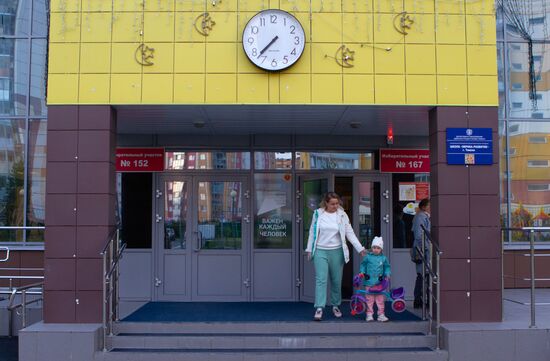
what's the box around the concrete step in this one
[113,320,430,335]
[107,332,437,350]
[97,348,449,361]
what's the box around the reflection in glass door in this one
[157,178,192,301]
[156,176,249,301]
[192,178,249,301]
[356,181,382,249]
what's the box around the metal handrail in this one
[100,228,120,255]
[6,281,44,337]
[502,226,550,328]
[0,226,45,229]
[101,228,123,352]
[419,224,442,350]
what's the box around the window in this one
[528,136,547,144]
[529,17,546,25]
[512,63,522,70]
[532,113,544,119]
[254,152,292,169]
[512,83,522,90]
[508,148,516,156]
[512,102,522,109]
[295,152,374,170]
[0,1,48,244]
[527,184,550,192]
[508,124,520,133]
[165,152,251,170]
[527,160,550,167]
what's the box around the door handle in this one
[0,247,9,262]
[194,231,202,252]
[155,214,163,223]
[383,214,390,223]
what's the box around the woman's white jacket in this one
[305,207,365,263]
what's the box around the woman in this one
[411,198,431,309]
[305,192,366,321]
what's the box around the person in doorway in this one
[306,192,366,321]
[359,236,391,322]
[411,198,431,309]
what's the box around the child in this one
[359,236,391,322]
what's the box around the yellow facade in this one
[47,0,498,106]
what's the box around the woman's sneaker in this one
[377,314,389,322]
[332,306,342,318]
[314,308,323,321]
[366,314,374,322]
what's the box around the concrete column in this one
[429,106,502,322]
[44,106,116,323]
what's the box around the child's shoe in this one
[313,308,323,321]
[332,306,342,318]
[377,314,389,322]
[366,314,374,322]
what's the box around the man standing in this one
[411,198,431,309]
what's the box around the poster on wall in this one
[446,128,493,165]
[399,182,430,201]
[254,174,293,249]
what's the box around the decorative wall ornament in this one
[135,44,155,66]
[326,45,355,68]
[194,12,216,36]
[211,0,221,6]
[393,12,414,35]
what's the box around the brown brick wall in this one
[430,106,502,322]
[44,105,116,323]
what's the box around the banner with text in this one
[380,149,430,173]
[116,148,165,172]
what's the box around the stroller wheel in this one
[391,299,406,313]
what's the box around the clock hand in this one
[258,35,279,57]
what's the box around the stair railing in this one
[100,228,125,352]
[418,224,442,350]
[7,281,44,336]
[502,226,550,328]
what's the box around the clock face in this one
[242,9,306,71]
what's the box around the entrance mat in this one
[0,337,18,361]
[123,302,421,322]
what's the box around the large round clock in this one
[242,9,306,71]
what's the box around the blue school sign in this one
[446,128,493,165]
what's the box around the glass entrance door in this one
[297,174,390,303]
[156,175,250,301]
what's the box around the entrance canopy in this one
[115,105,431,136]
